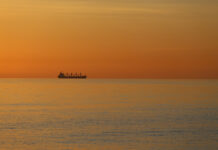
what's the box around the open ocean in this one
[0,79,217,150]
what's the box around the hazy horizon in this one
[0,0,218,78]
[0,76,218,79]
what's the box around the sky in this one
[0,0,218,78]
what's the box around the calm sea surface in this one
[0,79,217,150]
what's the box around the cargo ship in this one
[58,72,87,79]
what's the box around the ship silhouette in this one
[58,72,87,79]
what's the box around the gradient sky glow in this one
[0,0,218,78]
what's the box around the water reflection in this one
[0,79,217,150]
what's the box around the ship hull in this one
[58,77,87,79]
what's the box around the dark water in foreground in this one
[0,79,217,150]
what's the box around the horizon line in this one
[0,77,217,79]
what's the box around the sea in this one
[0,79,217,150]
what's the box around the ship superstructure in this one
[58,72,87,79]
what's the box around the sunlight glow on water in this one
[0,79,217,150]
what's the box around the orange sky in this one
[0,0,218,78]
